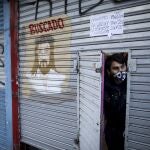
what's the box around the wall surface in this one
[18,0,150,150]
[0,1,7,150]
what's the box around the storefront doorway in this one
[78,50,130,150]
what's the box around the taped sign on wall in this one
[90,11,124,38]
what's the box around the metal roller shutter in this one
[18,0,150,150]
[18,1,77,150]
[0,1,7,150]
[78,51,102,150]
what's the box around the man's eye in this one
[113,67,118,70]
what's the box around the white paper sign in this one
[90,11,124,38]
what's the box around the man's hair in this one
[105,53,127,71]
[31,35,55,75]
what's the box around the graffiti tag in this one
[0,44,5,86]
[23,0,129,19]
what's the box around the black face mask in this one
[113,71,127,82]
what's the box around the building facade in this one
[0,0,150,150]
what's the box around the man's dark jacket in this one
[104,75,127,150]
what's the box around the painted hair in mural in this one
[31,35,55,75]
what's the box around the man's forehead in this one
[111,61,125,67]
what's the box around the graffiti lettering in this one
[0,59,4,68]
[79,0,103,16]
[0,44,5,86]
[29,18,64,35]
[0,44,4,68]
[23,0,128,19]
[35,0,52,20]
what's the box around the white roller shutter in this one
[78,51,103,150]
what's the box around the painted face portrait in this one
[27,36,66,94]
[38,43,51,68]
[31,36,55,75]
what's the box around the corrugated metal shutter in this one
[78,51,102,150]
[18,1,77,150]
[18,0,150,150]
[0,1,7,150]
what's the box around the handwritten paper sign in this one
[90,11,124,38]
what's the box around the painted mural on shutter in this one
[18,0,150,150]
[0,1,7,150]
[21,15,72,97]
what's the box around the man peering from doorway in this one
[104,53,127,150]
[26,35,65,94]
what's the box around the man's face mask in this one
[113,71,127,82]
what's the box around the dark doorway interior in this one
[101,52,128,150]
[21,143,41,150]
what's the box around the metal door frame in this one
[10,0,20,149]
